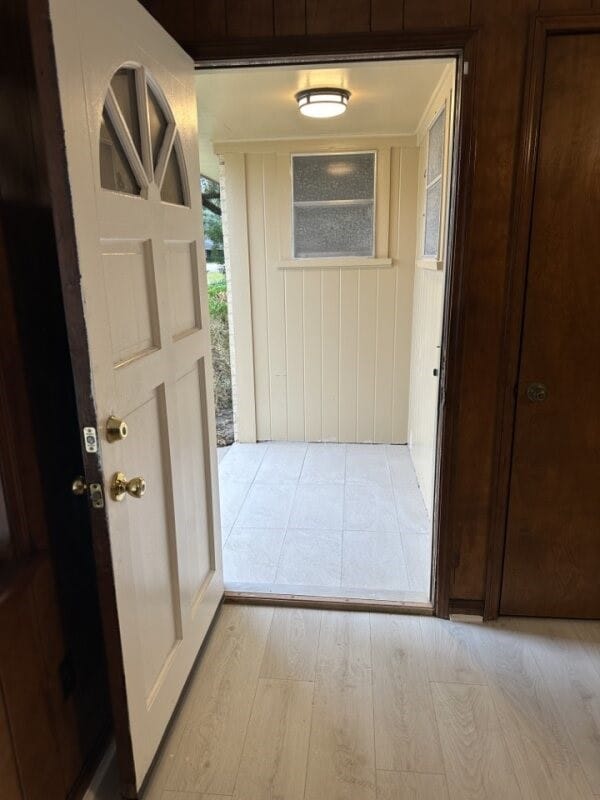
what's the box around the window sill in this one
[416,257,444,271]
[279,256,393,270]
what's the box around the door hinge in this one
[463,61,470,76]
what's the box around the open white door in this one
[45,0,223,791]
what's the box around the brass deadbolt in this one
[106,415,129,443]
[110,471,146,502]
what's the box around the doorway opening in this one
[197,55,459,607]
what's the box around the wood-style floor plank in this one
[233,678,313,800]
[163,605,274,796]
[419,617,487,685]
[260,607,322,681]
[431,682,522,799]
[509,618,600,795]
[161,793,231,799]
[147,609,600,800]
[467,620,595,799]
[370,613,444,774]
[376,769,449,800]
[304,611,376,800]
[572,620,600,680]
[315,609,371,680]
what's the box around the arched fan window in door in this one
[99,65,188,206]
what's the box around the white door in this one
[47,0,223,789]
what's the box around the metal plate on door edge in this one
[89,483,104,509]
[83,426,98,453]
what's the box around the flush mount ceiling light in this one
[295,88,351,119]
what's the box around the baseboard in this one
[448,598,485,617]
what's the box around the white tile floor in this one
[218,442,432,603]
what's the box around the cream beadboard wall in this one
[407,64,456,515]
[218,135,419,443]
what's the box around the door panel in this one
[47,0,224,790]
[501,33,600,618]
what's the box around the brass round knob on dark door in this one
[526,382,548,402]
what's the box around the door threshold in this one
[224,589,434,615]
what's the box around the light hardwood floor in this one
[144,605,600,800]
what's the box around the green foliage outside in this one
[204,210,223,250]
[208,274,228,319]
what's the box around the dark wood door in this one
[501,33,600,618]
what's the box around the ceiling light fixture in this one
[295,88,351,119]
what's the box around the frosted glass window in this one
[427,110,445,184]
[292,152,375,258]
[423,107,446,259]
[294,203,375,258]
[424,180,442,258]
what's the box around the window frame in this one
[290,149,378,261]
[420,102,448,268]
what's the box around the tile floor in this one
[218,442,432,602]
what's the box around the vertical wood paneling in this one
[371,0,404,31]
[374,268,396,442]
[144,0,195,42]
[404,0,471,29]
[356,270,378,442]
[453,0,538,598]
[306,0,370,34]
[226,0,275,38]
[0,576,66,800]
[391,148,419,443]
[267,155,289,440]
[539,0,592,9]
[303,271,322,441]
[224,140,420,444]
[408,69,454,516]
[193,0,227,41]
[408,269,445,515]
[321,271,340,441]
[246,154,271,441]
[0,685,22,800]
[274,0,306,35]
[285,270,305,440]
[338,270,360,442]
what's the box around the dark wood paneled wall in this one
[0,0,110,796]
[141,0,600,611]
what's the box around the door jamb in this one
[484,14,600,620]
[193,31,478,620]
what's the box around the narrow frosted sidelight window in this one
[292,152,375,258]
[423,107,446,259]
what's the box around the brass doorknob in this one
[110,471,146,502]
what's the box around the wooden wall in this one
[142,0,600,609]
[0,1,110,796]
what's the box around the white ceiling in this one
[196,58,453,180]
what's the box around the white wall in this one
[407,65,456,515]
[219,136,418,443]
